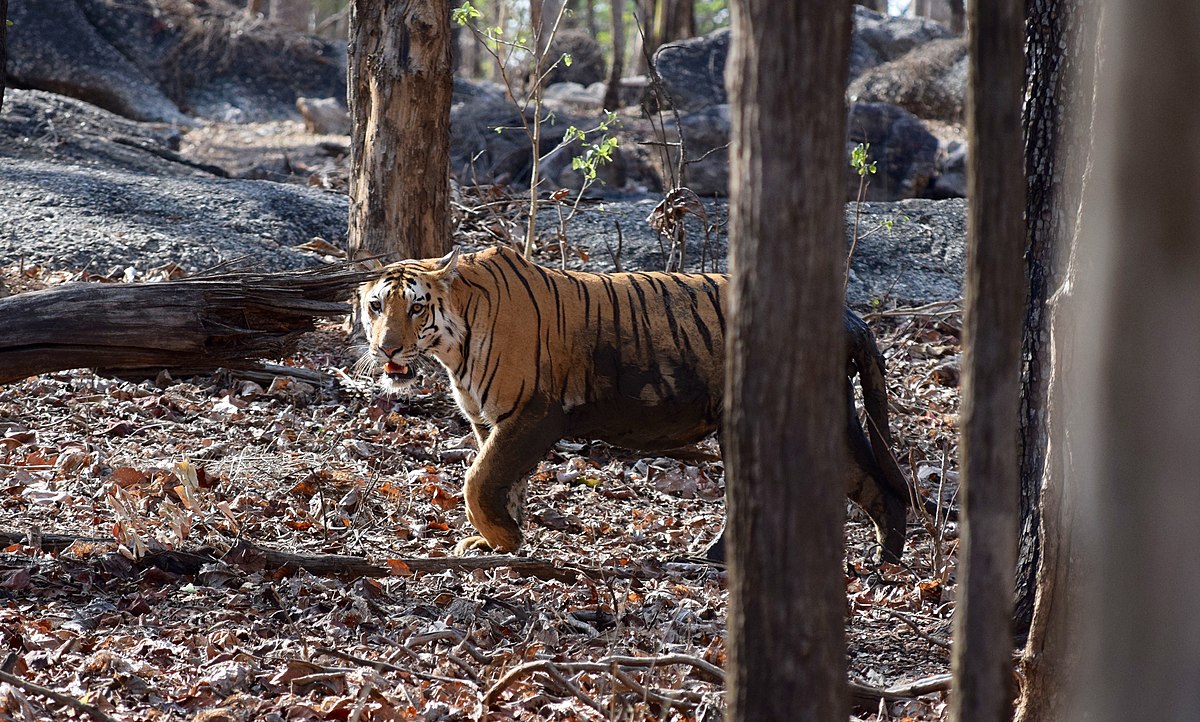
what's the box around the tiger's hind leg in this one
[453,398,565,555]
[844,383,907,562]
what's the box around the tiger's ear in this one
[432,247,461,280]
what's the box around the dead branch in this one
[0,669,120,722]
[315,648,479,689]
[0,264,374,384]
[875,607,953,652]
[848,672,953,707]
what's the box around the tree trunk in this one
[949,1,1024,720]
[1014,2,1101,719]
[725,2,849,721]
[604,0,626,111]
[949,0,966,33]
[655,0,694,45]
[1,0,8,114]
[1075,1,1200,718]
[629,0,655,75]
[1014,0,1094,642]
[857,0,886,12]
[0,267,370,385]
[348,0,454,262]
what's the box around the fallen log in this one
[0,264,374,384]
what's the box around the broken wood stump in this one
[0,264,374,384]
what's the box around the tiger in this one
[359,245,910,562]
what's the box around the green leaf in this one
[451,2,482,26]
[563,53,573,67]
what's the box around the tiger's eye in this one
[368,299,383,315]
[410,303,426,317]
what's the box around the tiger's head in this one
[359,249,462,392]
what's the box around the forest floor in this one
[0,261,962,721]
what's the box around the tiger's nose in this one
[381,347,400,360]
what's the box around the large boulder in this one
[0,90,347,273]
[847,102,939,201]
[849,5,955,81]
[538,29,607,88]
[652,29,730,112]
[660,104,730,197]
[7,0,346,123]
[5,0,190,124]
[849,37,967,123]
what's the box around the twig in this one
[315,647,478,689]
[0,669,120,722]
[862,299,964,321]
[875,607,953,652]
[848,673,953,706]
[543,664,607,716]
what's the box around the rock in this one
[543,82,605,108]
[849,37,967,123]
[537,29,607,88]
[6,0,191,125]
[7,0,346,123]
[926,139,967,199]
[0,91,346,273]
[530,196,966,306]
[847,102,939,201]
[653,29,730,113]
[450,80,585,188]
[296,97,350,135]
[849,5,955,81]
[661,105,730,197]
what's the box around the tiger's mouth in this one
[383,361,416,383]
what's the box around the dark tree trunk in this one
[0,267,370,385]
[1014,0,1094,641]
[604,0,626,111]
[1014,1,1101,719]
[949,0,1024,720]
[348,0,454,262]
[1075,1,1200,718]
[857,0,886,12]
[1,0,7,114]
[725,2,850,720]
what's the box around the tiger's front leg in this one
[453,399,565,555]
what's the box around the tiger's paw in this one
[452,535,495,556]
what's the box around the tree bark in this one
[655,0,694,45]
[0,267,371,385]
[604,0,626,111]
[1014,0,1094,642]
[1,0,8,114]
[1074,1,1200,718]
[348,0,454,263]
[949,1,1024,720]
[1014,2,1100,719]
[725,2,849,721]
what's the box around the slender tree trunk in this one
[1077,1,1200,717]
[269,0,313,32]
[949,0,966,33]
[604,0,626,111]
[584,0,598,39]
[655,0,694,45]
[725,2,850,720]
[1014,0,1094,642]
[949,0,1024,719]
[347,0,454,262]
[629,0,655,75]
[1014,2,1101,719]
[0,0,7,114]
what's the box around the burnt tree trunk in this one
[725,2,849,720]
[949,0,1024,720]
[1014,0,1094,641]
[0,267,370,385]
[1,0,8,114]
[604,0,626,111]
[348,0,454,262]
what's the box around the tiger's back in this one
[450,249,727,450]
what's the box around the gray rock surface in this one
[661,105,730,197]
[7,0,346,123]
[849,6,956,81]
[653,29,730,112]
[848,37,967,123]
[0,91,346,273]
[847,102,939,201]
[534,197,965,306]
